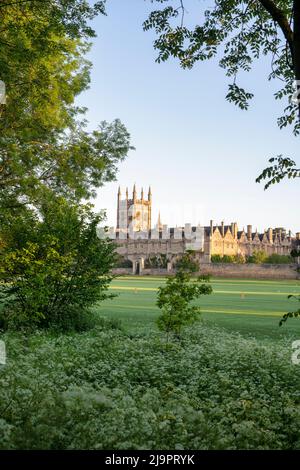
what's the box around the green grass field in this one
[100,276,300,340]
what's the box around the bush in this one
[291,248,300,260]
[247,252,293,264]
[145,255,168,269]
[211,254,245,263]
[156,271,212,339]
[246,251,267,264]
[175,251,199,272]
[211,254,223,263]
[0,198,116,331]
[265,254,293,264]
[115,256,132,268]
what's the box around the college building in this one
[113,186,300,274]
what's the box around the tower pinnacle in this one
[157,211,162,230]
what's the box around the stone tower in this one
[117,185,152,233]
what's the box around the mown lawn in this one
[100,276,300,340]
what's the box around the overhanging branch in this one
[258,0,294,54]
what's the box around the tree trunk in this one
[294,0,300,116]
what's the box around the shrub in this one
[115,256,132,268]
[265,254,293,264]
[211,254,223,263]
[156,271,212,339]
[175,251,199,272]
[0,198,116,331]
[211,254,245,264]
[291,248,300,260]
[247,252,293,264]
[246,250,268,264]
[145,255,168,269]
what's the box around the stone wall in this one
[113,268,132,275]
[199,263,299,280]
[112,268,169,276]
[112,264,300,280]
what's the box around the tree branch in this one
[258,0,294,54]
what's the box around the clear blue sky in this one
[77,0,299,234]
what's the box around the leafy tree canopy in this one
[0,2,132,331]
[0,1,133,214]
[0,1,106,134]
[0,196,116,330]
[144,1,299,128]
[144,1,300,186]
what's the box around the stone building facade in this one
[114,187,299,274]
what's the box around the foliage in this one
[280,295,300,326]
[0,323,300,449]
[0,0,106,133]
[175,250,199,272]
[144,1,300,185]
[211,254,245,264]
[210,254,222,263]
[0,1,106,40]
[265,253,293,264]
[291,247,300,260]
[0,118,132,215]
[145,255,168,269]
[246,251,293,264]
[0,1,132,215]
[246,250,268,264]
[0,1,131,331]
[144,1,299,131]
[0,198,116,330]
[156,271,212,338]
[115,256,133,269]
[256,156,300,189]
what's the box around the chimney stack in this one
[268,228,273,244]
[210,220,213,235]
[247,225,252,241]
[234,222,238,239]
[221,221,225,237]
[231,222,238,239]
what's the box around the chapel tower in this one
[117,185,152,232]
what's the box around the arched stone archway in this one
[130,257,145,275]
